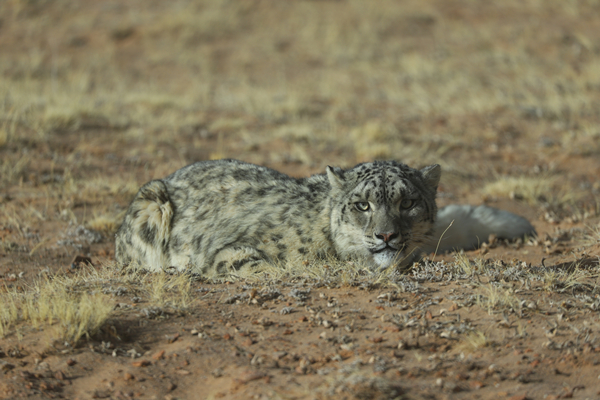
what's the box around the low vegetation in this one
[1,0,600,398]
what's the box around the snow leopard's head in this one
[326,160,441,271]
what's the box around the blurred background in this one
[1,0,600,268]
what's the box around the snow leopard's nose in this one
[375,232,398,243]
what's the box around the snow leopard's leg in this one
[198,246,272,277]
[115,180,174,272]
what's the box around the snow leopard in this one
[115,159,535,275]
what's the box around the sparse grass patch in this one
[41,108,104,133]
[482,175,555,205]
[541,263,598,293]
[65,176,140,204]
[275,124,315,143]
[86,211,126,236]
[145,272,193,310]
[580,221,600,247]
[226,257,394,287]
[477,283,521,315]
[453,253,490,276]
[208,117,248,134]
[0,152,31,184]
[459,330,489,353]
[351,120,396,160]
[0,127,7,148]
[0,273,113,344]
[0,264,200,342]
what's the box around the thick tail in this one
[422,204,536,254]
[115,180,174,270]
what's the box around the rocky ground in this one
[1,1,600,399]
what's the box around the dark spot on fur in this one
[140,181,170,204]
[232,169,250,181]
[298,247,307,255]
[240,187,253,197]
[195,209,209,222]
[140,222,157,245]
[231,256,260,270]
[215,261,227,272]
[193,235,203,252]
[200,264,212,275]
[277,243,287,250]
[308,183,319,193]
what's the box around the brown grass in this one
[0,273,113,343]
[1,4,600,397]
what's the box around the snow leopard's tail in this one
[424,205,536,254]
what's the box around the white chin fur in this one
[372,251,401,270]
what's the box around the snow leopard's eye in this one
[355,202,370,212]
[400,199,415,210]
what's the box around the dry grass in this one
[145,271,193,310]
[0,153,30,184]
[581,221,600,247]
[2,0,600,166]
[541,263,599,293]
[219,257,395,287]
[477,284,521,316]
[86,211,126,236]
[0,273,113,343]
[1,1,600,378]
[0,263,197,342]
[451,253,499,278]
[459,330,489,353]
[482,176,555,205]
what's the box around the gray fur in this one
[115,159,535,275]
[424,204,536,253]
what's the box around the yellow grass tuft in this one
[351,120,396,160]
[145,272,193,310]
[459,330,489,352]
[0,264,199,342]
[0,127,7,148]
[477,283,520,315]
[86,211,126,236]
[216,256,393,287]
[482,176,555,205]
[581,222,600,247]
[542,263,598,293]
[0,153,30,184]
[62,176,141,204]
[453,253,490,276]
[1,274,113,344]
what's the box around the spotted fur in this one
[115,159,535,275]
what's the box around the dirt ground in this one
[2,1,600,399]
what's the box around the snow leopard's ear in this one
[420,164,441,190]
[326,166,345,191]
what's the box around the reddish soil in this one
[2,1,600,399]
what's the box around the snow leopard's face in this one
[327,161,440,271]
